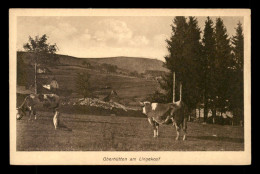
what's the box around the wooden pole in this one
[173,72,175,103]
[35,62,37,94]
[180,82,182,101]
[199,106,200,118]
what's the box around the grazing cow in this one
[16,93,60,121]
[140,100,188,140]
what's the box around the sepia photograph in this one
[9,9,251,165]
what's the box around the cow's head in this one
[139,101,151,115]
[16,107,25,120]
[139,101,151,106]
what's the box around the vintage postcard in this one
[9,9,251,165]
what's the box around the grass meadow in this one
[16,111,244,151]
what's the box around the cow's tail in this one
[182,102,190,132]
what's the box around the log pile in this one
[61,98,139,111]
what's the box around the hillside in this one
[17,51,168,74]
[17,51,164,107]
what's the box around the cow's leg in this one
[28,107,32,121]
[28,112,32,121]
[182,118,187,141]
[175,123,180,140]
[163,115,171,124]
[155,122,159,137]
[148,118,157,138]
[171,117,175,126]
[33,109,37,120]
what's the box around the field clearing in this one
[17,112,244,151]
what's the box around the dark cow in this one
[140,100,188,140]
[16,93,60,121]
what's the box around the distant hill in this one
[88,57,167,73]
[17,52,168,73]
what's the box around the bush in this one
[130,71,139,77]
[101,63,117,73]
[149,90,168,103]
[75,71,91,98]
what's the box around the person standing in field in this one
[53,108,72,131]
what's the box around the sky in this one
[17,16,243,61]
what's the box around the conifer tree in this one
[160,16,203,110]
[161,16,189,102]
[213,18,232,118]
[230,21,244,123]
[232,22,244,71]
[202,17,216,122]
[182,17,203,109]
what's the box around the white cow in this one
[140,100,188,140]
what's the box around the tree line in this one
[157,16,244,124]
